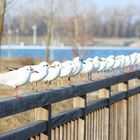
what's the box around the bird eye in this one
[57,64,60,66]
[46,64,49,67]
[43,65,45,67]
[27,68,29,71]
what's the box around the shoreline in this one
[1,45,140,50]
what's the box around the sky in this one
[8,0,140,9]
[6,0,140,17]
[92,0,140,10]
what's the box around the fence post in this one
[35,104,52,140]
[98,88,109,98]
[98,87,110,140]
[73,95,87,140]
[117,82,127,92]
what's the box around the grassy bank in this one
[2,36,139,46]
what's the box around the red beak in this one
[61,65,65,69]
[50,66,56,68]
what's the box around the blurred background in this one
[0,0,140,133]
[0,0,140,62]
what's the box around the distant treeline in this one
[3,1,140,43]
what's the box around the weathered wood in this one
[98,88,109,98]
[0,121,48,140]
[73,95,85,140]
[1,70,140,118]
[120,100,127,140]
[137,94,140,140]
[51,108,83,128]
[128,96,133,140]
[0,71,140,140]
[103,108,109,140]
[117,82,128,92]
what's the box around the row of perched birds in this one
[0,52,140,98]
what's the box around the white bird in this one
[123,55,131,72]
[118,55,126,73]
[92,56,100,79]
[112,56,122,74]
[60,60,73,86]
[104,55,115,74]
[130,53,138,71]
[0,66,34,98]
[135,53,140,67]
[71,57,85,76]
[30,61,50,91]
[81,58,94,80]
[70,56,85,83]
[97,57,106,78]
[43,61,62,88]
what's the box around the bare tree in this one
[45,0,54,61]
[0,0,6,71]
[0,0,6,46]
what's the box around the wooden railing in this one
[0,70,140,140]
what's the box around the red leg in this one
[30,82,34,92]
[35,82,38,92]
[14,87,21,98]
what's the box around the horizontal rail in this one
[0,70,140,118]
[1,86,139,140]
[0,121,48,140]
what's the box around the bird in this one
[97,57,106,78]
[135,53,140,69]
[92,56,100,80]
[60,60,73,86]
[81,58,94,81]
[43,61,62,89]
[112,56,122,75]
[118,55,126,73]
[70,56,85,83]
[130,53,138,71]
[29,61,50,91]
[104,55,115,77]
[0,66,34,98]
[123,55,131,73]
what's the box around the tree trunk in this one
[72,0,79,57]
[45,0,54,62]
[0,0,6,71]
[0,0,6,46]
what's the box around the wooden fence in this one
[0,70,140,140]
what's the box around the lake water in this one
[1,45,140,61]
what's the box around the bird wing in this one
[6,67,19,71]
[0,70,19,85]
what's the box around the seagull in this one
[112,56,122,75]
[43,61,62,89]
[97,57,106,78]
[123,55,131,73]
[0,66,34,98]
[135,53,140,69]
[92,56,100,79]
[130,53,138,71]
[104,55,115,77]
[70,56,85,82]
[29,61,50,91]
[81,58,94,81]
[118,55,126,73]
[60,60,73,86]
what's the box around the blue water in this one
[1,46,140,61]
